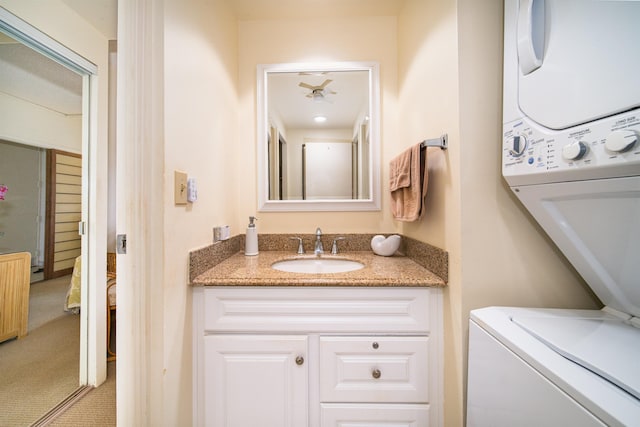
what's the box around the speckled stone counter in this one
[189,234,448,288]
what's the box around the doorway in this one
[0,5,103,423]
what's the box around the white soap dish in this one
[371,234,401,256]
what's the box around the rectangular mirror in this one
[257,62,380,212]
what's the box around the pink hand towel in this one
[390,143,428,221]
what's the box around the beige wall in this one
[397,1,463,424]
[162,0,239,422]
[457,0,600,421]
[124,0,602,424]
[161,1,600,424]
[397,0,601,425]
[156,11,401,424]
[237,16,399,234]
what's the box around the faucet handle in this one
[289,237,305,254]
[331,237,346,255]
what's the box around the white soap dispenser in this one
[245,216,258,256]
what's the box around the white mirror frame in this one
[257,61,381,212]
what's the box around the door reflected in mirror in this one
[258,62,380,212]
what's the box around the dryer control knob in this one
[509,134,528,157]
[605,130,637,153]
[562,141,588,161]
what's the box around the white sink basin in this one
[271,258,364,274]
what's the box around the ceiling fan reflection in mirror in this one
[299,79,336,103]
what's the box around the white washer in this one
[467,1,640,426]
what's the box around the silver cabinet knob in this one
[372,368,381,379]
[295,356,304,366]
[372,342,379,349]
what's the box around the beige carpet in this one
[28,276,72,332]
[48,361,116,427]
[0,313,80,426]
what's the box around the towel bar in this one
[421,134,448,150]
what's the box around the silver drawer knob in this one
[372,368,381,379]
[295,356,304,366]
[372,342,379,349]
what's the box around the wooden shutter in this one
[45,150,81,279]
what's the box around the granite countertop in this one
[191,251,446,287]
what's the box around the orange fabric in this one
[390,143,428,221]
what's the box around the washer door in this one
[516,0,640,130]
[513,176,640,317]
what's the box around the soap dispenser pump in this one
[245,216,258,256]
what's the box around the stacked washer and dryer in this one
[467,1,640,426]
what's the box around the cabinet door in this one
[204,335,308,427]
[321,403,430,427]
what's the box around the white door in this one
[204,335,308,427]
[304,142,352,199]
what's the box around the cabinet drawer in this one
[321,403,430,426]
[320,336,429,403]
[204,287,431,333]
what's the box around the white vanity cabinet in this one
[193,286,443,427]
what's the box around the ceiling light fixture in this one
[312,89,324,103]
[314,115,327,123]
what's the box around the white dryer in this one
[467,1,640,426]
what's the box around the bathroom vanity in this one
[191,247,446,427]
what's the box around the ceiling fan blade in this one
[318,79,333,89]
[298,71,329,76]
[299,82,316,90]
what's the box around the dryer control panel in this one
[503,108,640,186]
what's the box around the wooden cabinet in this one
[0,252,31,343]
[193,287,442,427]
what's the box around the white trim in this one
[116,0,165,424]
[0,6,97,75]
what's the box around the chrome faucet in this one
[314,227,324,256]
[289,237,305,254]
[331,237,345,255]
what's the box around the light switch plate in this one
[174,171,188,205]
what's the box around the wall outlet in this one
[174,171,188,205]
